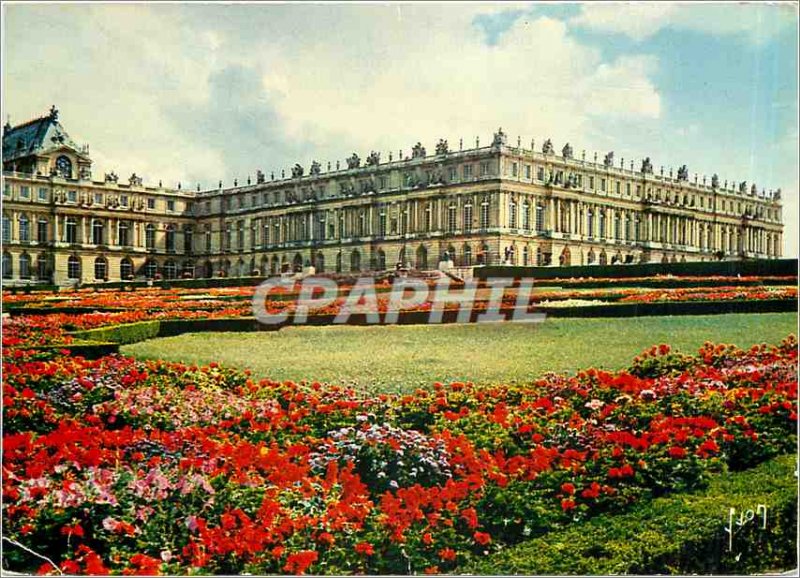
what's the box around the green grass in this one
[121,312,798,394]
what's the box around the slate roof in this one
[2,107,81,161]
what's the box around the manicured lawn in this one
[122,312,798,394]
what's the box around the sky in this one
[3,2,798,256]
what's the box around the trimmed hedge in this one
[461,454,798,575]
[70,321,161,345]
[478,258,798,281]
[30,342,120,359]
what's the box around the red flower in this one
[561,482,575,495]
[581,482,601,499]
[354,542,374,556]
[60,523,84,539]
[473,531,491,546]
[438,548,457,562]
[284,550,318,574]
[668,446,687,459]
[561,499,576,511]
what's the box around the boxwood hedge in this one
[460,454,798,575]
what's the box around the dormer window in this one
[55,155,72,178]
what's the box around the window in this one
[512,163,518,177]
[626,183,631,196]
[599,211,606,238]
[92,219,105,245]
[537,167,544,181]
[480,200,490,229]
[94,193,103,205]
[3,184,10,197]
[400,210,409,235]
[525,165,531,179]
[19,254,30,279]
[535,203,545,232]
[147,198,156,210]
[145,260,158,278]
[67,255,81,279]
[166,225,176,253]
[379,213,387,237]
[164,260,177,280]
[447,206,457,232]
[463,204,473,232]
[615,182,621,195]
[480,162,490,177]
[2,252,11,279]
[522,201,530,230]
[94,257,107,280]
[425,205,433,231]
[37,256,47,281]
[20,186,30,199]
[18,214,29,242]
[67,190,77,203]
[38,218,48,243]
[167,200,175,212]
[185,226,193,253]
[251,194,257,206]
[118,221,130,247]
[588,176,594,190]
[463,164,473,179]
[237,221,245,249]
[464,245,472,266]
[120,194,128,207]
[120,258,134,280]
[508,200,517,229]
[587,209,594,238]
[449,167,457,182]
[2,215,10,243]
[65,218,78,244]
[601,178,606,192]
[145,224,156,249]
[614,213,621,240]
[379,176,388,189]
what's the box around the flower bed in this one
[2,333,797,575]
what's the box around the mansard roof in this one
[2,106,82,161]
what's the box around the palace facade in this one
[1,108,785,286]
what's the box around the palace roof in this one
[2,106,82,161]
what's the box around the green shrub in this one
[460,454,798,575]
[70,320,161,345]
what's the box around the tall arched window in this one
[67,255,81,279]
[183,226,193,253]
[118,221,130,247]
[165,225,176,253]
[2,252,12,279]
[377,249,386,271]
[587,210,594,238]
[92,219,105,245]
[145,259,158,278]
[18,253,31,279]
[120,257,134,280]
[2,214,11,243]
[38,217,48,243]
[36,255,48,281]
[94,257,108,280]
[145,224,156,249]
[463,245,472,266]
[65,217,78,244]
[164,260,177,279]
[18,214,29,242]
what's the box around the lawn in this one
[122,312,798,394]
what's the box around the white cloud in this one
[570,3,797,44]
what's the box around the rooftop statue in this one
[128,173,142,187]
[677,165,689,181]
[711,173,719,189]
[750,183,757,196]
[367,151,381,166]
[310,161,321,176]
[603,151,614,168]
[641,157,653,174]
[291,164,304,178]
[542,138,554,154]
[412,142,426,159]
[104,171,119,183]
[435,139,449,155]
[346,153,361,169]
[562,143,573,159]
[739,181,747,194]
[493,128,507,147]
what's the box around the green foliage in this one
[461,454,798,575]
[72,320,161,345]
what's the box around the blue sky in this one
[3,3,798,255]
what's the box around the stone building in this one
[1,109,785,286]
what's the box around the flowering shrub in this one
[2,329,797,574]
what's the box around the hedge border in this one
[460,454,798,576]
[477,258,798,281]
